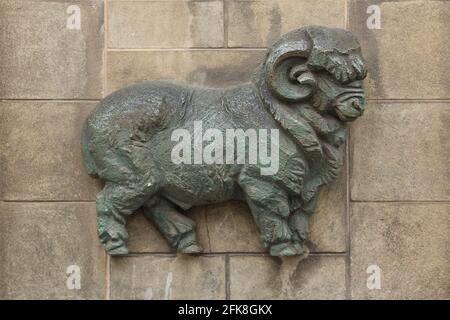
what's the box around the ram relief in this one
[81,26,367,256]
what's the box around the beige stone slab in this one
[350,102,450,201]
[204,201,266,253]
[0,101,102,201]
[108,0,224,48]
[0,0,103,99]
[309,162,347,253]
[229,255,346,299]
[0,202,106,299]
[126,211,173,253]
[348,0,450,99]
[106,50,266,94]
[351,202,450,300]
[227,0,346,47]
[110,255,226,299]
[127,207,211,253]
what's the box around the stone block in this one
[229,255,346,299]
[0,202,106,299]
[0,101,102,201]
[351,202,450,299]
[348,0,450,99]
[110,255,226,299]
[108,0,224,48]
[0,0,104,99]
[351,102,450,201]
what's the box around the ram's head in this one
[262,26,367,122]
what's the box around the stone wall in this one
[0,0,448,299]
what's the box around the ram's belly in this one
[159,162,242,207]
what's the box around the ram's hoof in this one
[178,243,203,254]
[104,237,129,255]
[175,230,203,254]
[107,245,129,255]
[270,242,307,256]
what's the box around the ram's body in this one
[81,26,367,256]
[83,80,304,208]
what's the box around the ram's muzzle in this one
[334,86,365,122]
[314,76,366,122]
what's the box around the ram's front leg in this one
[289,194,318,248]
[238,174,304,256]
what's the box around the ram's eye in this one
[347,80,363,88]
[289,65,309,81]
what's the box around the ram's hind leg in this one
[96,181,157,255]
[143,198,203,254]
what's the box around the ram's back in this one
[81,80,193,178]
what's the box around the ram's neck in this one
[253,73,319,148]
[252,71,346,195]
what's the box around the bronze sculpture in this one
[81,26,367,256]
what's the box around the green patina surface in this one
[81,26,367,257]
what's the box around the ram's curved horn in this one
[265,30,316,102]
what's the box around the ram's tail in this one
[81,122,98,176]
